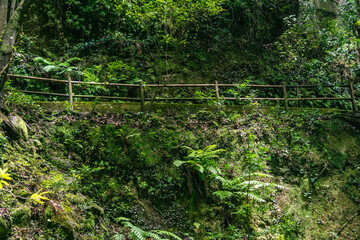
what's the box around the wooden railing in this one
[6,74,358,112]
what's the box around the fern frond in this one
[0,180,9,189]
[65,57,82,64]
[151,230,182,240]
[203,145,218,152]
[113,233,126,240]
[181,146,194,153]
[234,192,266,202]
[144,231,162,240]
[30,190,51,204]
[123,221,146,240]
[213,191,233,200]
[250,172,273,178]
[33,57,53,65]
[115,217,131,222]
[214,175,229,185]
[239,180,270,188]
[270,183,288,190]
[208,166,221,175]
[43,65,58,72]
[0,168,11,180]
[173,160,186,167]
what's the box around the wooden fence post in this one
[140,80,145,112]
[296,85,299,108]
[282,81,289,111]
[349,80,358,113]
[215,81,220,102]
[67,75,73,110]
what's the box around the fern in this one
[144,231,162,240]
[123,221,146,240]
[234,192,266,203]
[214,172,285,204]
[116,217,181,240]
[65,57,82,64]
[33,57,80,76]
[115,217,131,222]
[30,189,51,204]
[43,65,59,72]
[151,230,182,240]
[213,190,233,200]
[113,233,126,240]
[175,145,224,179]
[0,168,11,190]
[33,57,53,65]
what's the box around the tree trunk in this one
[10,0,16,18]
[0,0,33,106]
[0,0,8,36]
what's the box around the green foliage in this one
[30,189,51,205]
[0,168,11,190]
[33,57,81,78]
[174,145,224,181]
[214,173,284,203]
[115,217,181,240]
[117,0,226,45]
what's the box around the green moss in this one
[14,189,28,198]
[8,114,29,141]
[11,205,31,227]
[44,205,78,240]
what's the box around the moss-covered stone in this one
[11,205,31,227]
[44,205,79,240]
[8,113,29,141]
[14,189,28,198]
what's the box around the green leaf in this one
[43,65,58,72]
[30,190,51,205]
[213,191,233,200]
[173,160,186,167]
[115,217,131,222]
[151,230,182,240]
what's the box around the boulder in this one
[0,112,29,141]
[9,113,29,141]
[44,205,79,240]
[11,205,31,227]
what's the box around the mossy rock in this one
[9,114,29,141]
[14,189,29,202]
[1,113,29,141]
[0,217,12,240]
[44,205,78,240]
[11,205,31,227]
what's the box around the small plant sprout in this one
[31,189,51,204]
[0,168,11,189]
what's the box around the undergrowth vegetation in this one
[0,98,359,239]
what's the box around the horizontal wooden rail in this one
[16,90,69,97]
[73,95,141,101]
[5,74,358,112]
[7,74,68,83]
